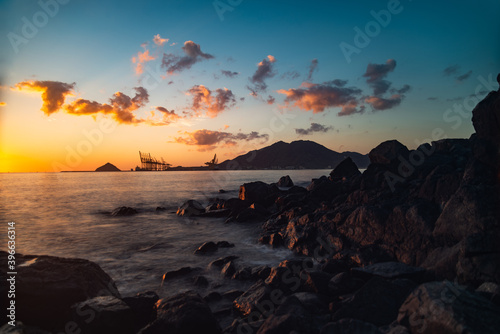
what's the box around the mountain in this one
[218,140,369,170]
[95,162,121,172]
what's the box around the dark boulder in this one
[221,261,236,278]
[216,241,234,248]
[162,267,193,282]
[368,140,410,167]
[122,291,159,331]
[176,200,205,217]
[233,280,274,317]
[277,175,294,187]
[139,291,221,334]
[330,157,361,181]
[193,275,209,287]
[111,206,138,216]
[398,281,500,333]
[332,277,414,326]
[239,181,279,205]
[208,256,239,269]
[71,296,134,334]
[0,252,120,331]
[471,76,500,145]
[194,242,218,254]
[351,262,426,282]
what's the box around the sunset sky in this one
[1,0,499,172]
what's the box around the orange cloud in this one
[132,49,156,75]
[187,85,236,118]
[172,129,268,151]
[64,87,149,124]
[153,34,168,46]
[13,80,75,115]
[278,82,363,115]
[365,95,402,111]
[146,106,181,126]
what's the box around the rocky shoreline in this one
[1,79,499,333]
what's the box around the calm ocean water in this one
[0,170,331,297]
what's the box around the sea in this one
[0,170,331,297]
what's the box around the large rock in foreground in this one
[139,291,221,334]
[239,181,279,205]
[0,251,120,331]
[471,75,500,145]
[398,281,500,333]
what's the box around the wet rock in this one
[239,181,279,205]
[122,291,159,331]
[219,189,227,193]
[201,209,231,218]
[193,275,209,287]
[155,206,166,212]
[111,206,138,216]
[328,272,364,297]
[398,281,500,334]
[277,175,294,187]
[216,241,234,248]
[208,256,239,269]
[176,200,205,217]
[351,262,426,282]
[301,270,332,295]
[235,203,269,222]
[330,157,361,181]
[139,291,221,334]
[250,266,272,280]
[162,267,192,281]
[333,277,414,326]
[320,319,382,334]
[233,281,275,317]
[204,292,222,303]
[195,241,218,254]
[232,267,252,280]
[221,261,236,278]
[476,282,500,306]
[0,252,120,331]
[72,296,134,334]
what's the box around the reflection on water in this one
[0,170,330,296]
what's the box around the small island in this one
[95,162,121,172]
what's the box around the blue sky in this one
[0,0,499,172]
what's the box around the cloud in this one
[221,70,239,78]
[249,55,276,93]
[443,64,460,76]
[0,102,6,106]
[281,70,300,80]
[324,79,348,87]
[14,80,75,115]
[64,87,149,124]
[363,59,396,83]
[391,84,411,94]
[365,95,402,111]
[306,59,318,81]
[172,129,269,151]
[153,34,168,46]
[187,85,236,118]
[132,49,156,75]
[277,81,363,115]
[457,70,472,82]
[162,41,214,74]
[295,122,333,135]
[266,95,275,105]
[146,106,181,126]
[427,97,439,101]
